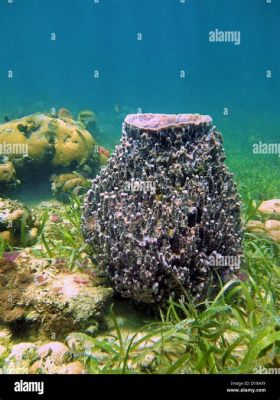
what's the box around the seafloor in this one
[0,110,279,375]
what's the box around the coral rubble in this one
[82,113,243,304]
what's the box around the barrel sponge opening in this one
[124,113,212,131]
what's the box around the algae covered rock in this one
[83,113,243,305]
[23,269,113,337]
[139,352,158,373]
[37,342,72,366]
[58,361,85,374]
[3,342,38,374]
[0,159,18,189]
[0,257,33,324]
[0,198,39,246]
[3,340,85,374]
[51,173,90,202]
[28,341,71,374]
[0,251,113,338]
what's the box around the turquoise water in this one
[0,0,279,152]
[0,1,280,374]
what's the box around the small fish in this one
[98,146,110,158]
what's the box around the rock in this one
[29,360,44,374]
[246,220,265,233]
[0,230,11,242]
[0,160,17,189]
[37,342,72,366]
[24,271,113,337]
[4,341,79,375]
[66,332,107,363]
[6,342,37,361]
[30,358,86,374]
[28,341,80,374]
[85,323,99,337]
[258,199,280,216]
[16,251,50,274]
[0,253,113,338]
[3,343,38,374]
[264,219,280,231]
[0,258,33,323]
[58,361,86,374]
[139,352,158,373]
[264,220,280,242]
[66,332,95,354]
[0,198,39,246]
[51,173,90,202]
[246,199,280,243]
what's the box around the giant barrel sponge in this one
[82,114,243,304]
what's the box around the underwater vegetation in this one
[83,114,242,304]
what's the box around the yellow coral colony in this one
[0,114,96,166]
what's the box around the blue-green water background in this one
[0,0,280,152]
